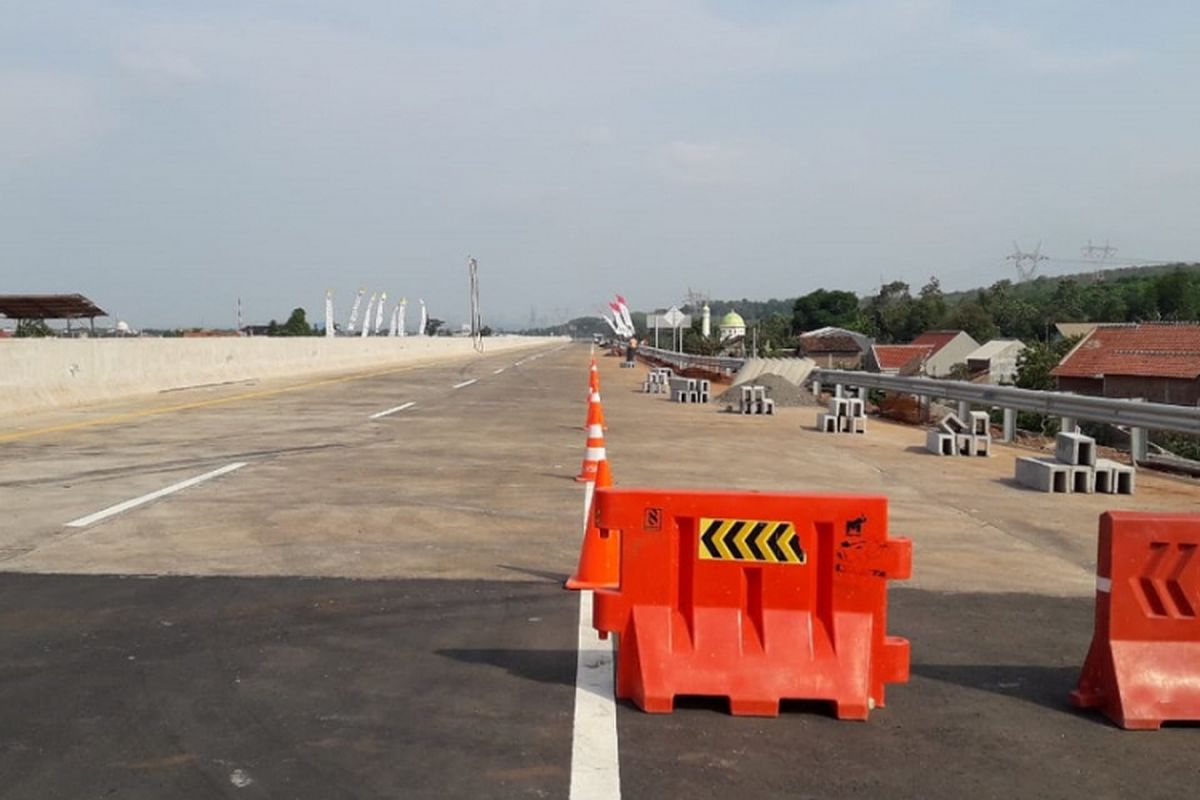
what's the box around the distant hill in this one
[943,262,1200,305]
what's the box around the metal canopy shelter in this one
[0,294,108,333]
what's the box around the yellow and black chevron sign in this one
[698,518,806,564]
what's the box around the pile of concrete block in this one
[926,411,991,457]
[669,376,711,404]
[642,367,672,394]
[1014,431,1135,494]
[738,385,775,415]
[817,395,866,434]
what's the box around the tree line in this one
[677,264,1200,353]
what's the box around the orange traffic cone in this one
[576,407,607,482]
[582,388,607,432]
[588,359,601,393]
[565,459,618,590]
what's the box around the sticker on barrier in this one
[698,518,806,564]
[1070,510,1200,730]
[567,487,912,718]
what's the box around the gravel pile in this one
[715,373,821,408]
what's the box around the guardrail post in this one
[1061,416,1078,434]
[1130,427,1148,464]
[812,379,822,398]
[957,400,969,421]
[834,384,844,399]
[1002,408,1016,442]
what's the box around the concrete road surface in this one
[1,343,1197,798]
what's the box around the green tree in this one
[425,317,444,336]
[791,289,860,333]
[908,277,948,335]
[15,319,54,337]
[946,300,999,343]
[1015,336,1080,391]
[864,281,913,342]
[280,307,315,336]
[1154,268,1200,320]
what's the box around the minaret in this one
[701,303,711,337]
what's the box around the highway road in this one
[1,343,1198,798]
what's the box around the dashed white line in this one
[452,379,478,389]
[493,367,506,374]
[369,401,416,419]
[64,462,248,528]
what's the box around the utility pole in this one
[1006,241,1049,282]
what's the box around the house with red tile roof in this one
[1051,323,1200,406]
[865,330,979,377]
[797,326,871,368]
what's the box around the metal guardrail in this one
[637,346,744,372]
[813,369,1200,436]
[631,346,1200,437]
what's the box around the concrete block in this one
[828,397,865,418]
[1014,456,1072,493]
[1095,458,1136,495]
[926,430,955,455]
[939,413,966,435]
[847,415,866,434]
[969,411,990,437]
[1055,431,1097,467]
[817,413,837,433]
[954,434,991,457]
[1069,465,1095,494]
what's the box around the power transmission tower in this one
[1081,239,1118,280]
[682,286,710,312]
[1006,241,1049,282]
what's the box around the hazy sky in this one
[2,1,1198,328]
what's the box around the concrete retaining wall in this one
[0,335,559,416]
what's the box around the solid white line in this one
[493,367,505,374]
[570,589,621,800]
[64,462,248,528]
[452,379,478,389]
[369,401,415,419]
[570,479,620,799]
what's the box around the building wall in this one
[924,333,979,378]
[807,351,863,369]
[1056,376,1104,396]
[1103,375,1200,406]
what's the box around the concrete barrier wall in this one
[0,335,559,416]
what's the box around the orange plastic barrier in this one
[578,488,911,718]
[1070,511,1200,729]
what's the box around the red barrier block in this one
[585,488,911,718]
[1071,511,1200,730]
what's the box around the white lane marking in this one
[369,401,416,419]
[570,478,620,800]
[570,589,621,800]
[64,462,247,528]
[493,367,505,374]
[514,359,527,366]
[452,379,478,389]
